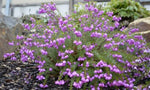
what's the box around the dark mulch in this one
[0,59,71,90]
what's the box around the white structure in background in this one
[2,0,72,17]
[0,0,2,11]
[1,0,150,17]
[1,0,108,17]
[140,0,150,10]
[5,0,11,16]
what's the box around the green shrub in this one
[105,0,150,26]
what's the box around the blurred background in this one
[0,0,149,17]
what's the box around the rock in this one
[0,12,24,60]
[16,67,21,71]
[125,17,150,42]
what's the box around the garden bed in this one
[1,0,150,90]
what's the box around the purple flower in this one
[57,37,66,46]
[129,28,139,34]
[73,40,82,45]
[106,38,112,41]
[120,34,127,39]
[61,55,69,59]
[11,57,17,60]
[85,52,94,57]
[61,26,68,32]
[113,16,121,22]
[81,14,89,18]
[73,81,82,89]
[67,35,71,39]
[72,71,79,77]
[126,39,135,45]
[58,51,65,57]
[55,80,65,85]
[97,10,104,17]
[38,68,46,72]
[112,54,122,59]
[38,8,46,14]
[91,32,102,38]
[74,31,82,37]
[56,61,66,67]
[144,48,150,53]
[112,47,118,51]
[78,57,87,61]
[99,83,105,87]
[107,12,113,17]
[36,75,45,80]
[134,35,143,40]
[113,33,120,37]
[21,55,28,62]
[31,23,35,28]
[16,35,24,40]
[24,24,30,30]
[39,84,48,88]
[86,61,90,67]
[120,26,125,31]
[68,24,73,28]
[94,69,102,74]
[104,73,112,80]
[8,42,14,46]
[83,26,92,32]
[114,21,119,28]
[104,43,113,49]
[30,17,35,23]
[103,33,107,38]
[63,45,66,48]
[49,68,53,71]
[65,50,74,54]
[40,49,48,55]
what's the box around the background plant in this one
[4,1,150,90]
[105,0,150,27]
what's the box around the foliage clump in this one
[4,1,150,90]
[105,0,150,26]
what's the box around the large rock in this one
[126,17,150,42]
[0,12,24,60]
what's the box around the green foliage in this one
[105,0,150,26]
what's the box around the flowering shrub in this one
[4,1,150,90]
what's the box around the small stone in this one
[16,67,21,70]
